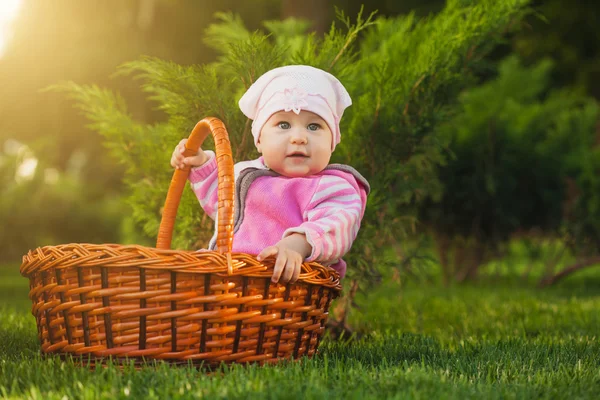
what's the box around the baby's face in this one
[257,111,332,177]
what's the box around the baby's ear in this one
[256,141,262,153]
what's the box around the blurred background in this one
[1,0,598,288]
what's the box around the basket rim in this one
[20,243,341,291]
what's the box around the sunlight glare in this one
[16,156,38,183]
[44,168,60,185]
[0,0,23,57]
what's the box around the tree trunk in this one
[457,243,485,282]
[434,231,451,286]
[137,0,156,30]
[538,257,600,287]
[326,279,359,339]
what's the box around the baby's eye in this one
[277,121,291,129]
[307,123,321,131]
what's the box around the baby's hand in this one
[257,234,312,284]
[170,139,209,169]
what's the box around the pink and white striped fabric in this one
[188,151,369,278]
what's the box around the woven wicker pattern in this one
[20,118,341,366]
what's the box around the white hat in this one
[238,65,352,151]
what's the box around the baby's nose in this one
[290,133,308,144]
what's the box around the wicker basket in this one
[20,117,341,367]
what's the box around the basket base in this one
[49,350,319,371]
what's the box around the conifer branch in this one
[237,118,252,160]
[403,74,426,117]
[328,6,377,71]
[54,0,535,289]
[369,87,382,176]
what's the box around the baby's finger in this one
[280,259,296,283]
[171,154,182,169]
[271,253,288,283]
[290,260,302,284]
[257,246,278,262]
[178,140,188,153]
[184,154,205,166]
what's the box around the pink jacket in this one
[188,151,369,278]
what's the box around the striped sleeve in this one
[283,175,363,264]
[187,150,218,220]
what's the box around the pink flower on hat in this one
[282,87,308,115]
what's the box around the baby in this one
[170,65,369,284]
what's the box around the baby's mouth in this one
[287,152,309,158]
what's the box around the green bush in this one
[57,1,529,292]
[422,55,600,281]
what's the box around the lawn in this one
[1,263,599,399]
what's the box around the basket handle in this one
[156,117,235,257]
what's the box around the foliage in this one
[0,1,290,261]
[512,0,600,99]
[0,145,127,262]
[56,0,531,293]
[4,265,600,399]
[330,0,531,285]
[422,55,599,281]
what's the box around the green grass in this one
[2,264,600,399]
